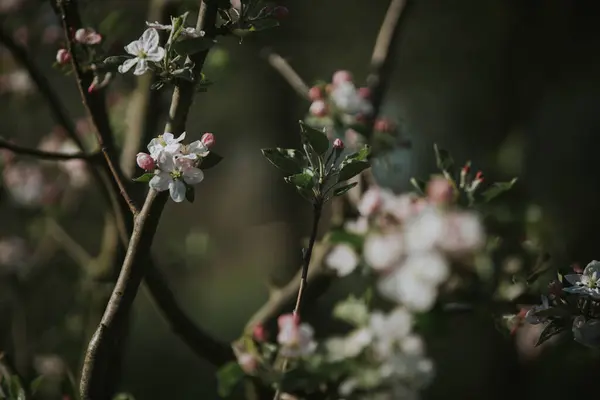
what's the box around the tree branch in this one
[79,1,226,397]
[260,48,310,100]
[0,138,100,161]
[57,0,139,216]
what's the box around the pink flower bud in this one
[309,100,328,117]
[236,352,257,374]
[87,81,96,93]
[374,118,395,133]
[308,86,323,101]
[201,132,215,148]
[253,324,267,342]
[272,6,289,19]
[74,28,102,45]
[332,70,353,86]
[358,87,371,99]
[333,138,344,149]
[426,176,453,204]
[136,152,155,171]
[56,49,71,65]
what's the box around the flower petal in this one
[174,132,186,142]
[146,46,165,62]
[169,180,186,202]
[124,41,141,56]
[146,22,172,30]
[156,152,175,172]
[149,172,171,191]
[117,57,138,74]
[133,58,148,75]
[183,167,204,185]
[188,140,209,157]
[141,28,160,50]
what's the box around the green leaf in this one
[132,172,154,183]
[481,178,517,203]
[172,37,215,56]
[409,177,426,195]
[261,148,305,174]
[185,186,195,203]
[8,376,25,400]
[333,182,358,197]
[30,376,44,395]
[200,152,223,170]
[284,172,314,190]
[217,362,245,398]
[299,121,330,155]
[249,18,280,32]
[434,143,454,173]
[102,55,131,66]
[535,319,566,346]
[338,161,370,182]
[338,144,371,168]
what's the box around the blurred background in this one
[2,0,600,399]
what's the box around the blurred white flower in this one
[403,207,445,253]
[2,161,46,206]
[326,328,372,362]
[331,81,373,116]
[0,70,34,94]
[363,232,404,271]
[439,212,485,254]
[402,252,449,286]
[378,267,438,312]
[369,307,413,357]
[147,132,186,159]
[358,187,383,217]
[344,216,369,235]
[326,244,359,277]
[400,335,425,356]
[118,28,165,75]
[149,153,204,202]
[74,28,102,45]
[277,314,317,358]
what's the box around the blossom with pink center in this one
[74,28,102,45]
[332,70,353,86]
[277,314,316,358]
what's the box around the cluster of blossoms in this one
[327,176,485,312]
[518,260,600,348]
[135,132,215,202]
[55,27,103,66]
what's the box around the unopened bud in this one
[459,163,470,188]
[358,87,371,99]
[136,152,155,171]
[74,28,102,45]
[87,81,96,93]
[374,118,395,133]
[309,100,328,117]
[308,86,323,101]
[469,171,484,191]
[332,70,353,86]
[201,132,215,148]
[56,48,71,65]
[333,138,344,150]
[272,6,289,19]
[253,324,267,342]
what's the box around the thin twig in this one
[261,48,310,100]
[0,139,100,161]
[57,0,140,216]
[365,0,410,130]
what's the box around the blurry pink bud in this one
[309,100,328,117]
[358,87,371,99]
[87,82,96,93]
[272,6,289,19]
[426,176,453,204]
[333,138,344,149]
[56,49,71,65]
[358,187,382,217]
[201,132,215,148]
[332,70,353,86]
[253,324,267,342]
[74,28,102,45]
[278,313,299,330]
[236,352,257,374]
[308,86,323,101]
[136,152,155,171]
[374,118,395,133]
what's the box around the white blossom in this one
[403,207,445,253]
[378,267,438,312]
[147,132,186,159]
[402,252,450,286]
[277,314,317,358]
[326,244,359,277]
[118,28,165,75]
[369,307,413,358]
[439,212,485,254]
[326,328,372,362]
[149,153,204,202]
[563,260,600,299]
[179,140,210,160]
[331,81,373,116]
[363,232,404,271]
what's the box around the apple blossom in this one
[149,153,204,202]
[363,232,404,271]
[277,314,317,358]
[332,70,353,86]
[326,243,359,277]
[118,28,165,76]
[136,152,155,171]
[309,100,328,117]
[56,49,71,64]
[331,81,373,116]
[201,132,215,149]
[147,132,186,159]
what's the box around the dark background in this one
[2,0,600,398]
